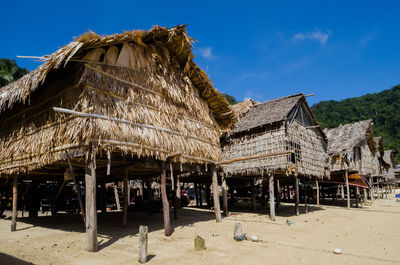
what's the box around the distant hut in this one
[221,94,329,219]
[370,137,390,199]
[324,120,375,208]
[0,25,234,251]
[383,150,397,194]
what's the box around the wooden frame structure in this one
[0,25,234,252]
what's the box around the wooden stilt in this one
[251,180,257,212]
[85,147,98,252]
[316,178,320,207]
[295,176,299,216]
[369,179,374,203]
[363,188,367,205]
[114,184,121,211]
[304,183,308,214]
[355,187,360,208]
[161,161,171,236]
[66,156,85,223]
[276,179,281,214]
[211,166,222,222]
[345,171,350,209]
[269,174,275,221]
[174,174,181,212]
[11,176,18,232]
[222,176,229,216]
[170,162,178,220]
[341,184,345,200]
[122,176,129,227]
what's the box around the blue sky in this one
[2,0,400,105]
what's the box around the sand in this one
[1,192,400,265]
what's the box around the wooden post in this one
[345,171,350,209]
[114,185,121,211]
[222,176,229,216]
[251,180,257,212]
[269,174,275,221]
[85,147,98,252]
[198,184,203,207]
[234,223,242,238]
[122,176,129,227]
[172,164,179,220]
[161,161,171,236]
[304,183,308,214]
[295,176,299,216]
[385,185,388,199]
[316,179,320,207]
[11,176,18,232]
[211,166,222,222]
[138,180,144,197]
[355,187,360,208]
[138,225,148,263]
[341,184,345,200]
[194,183,199,207]
[175,174,181,210]
[369,178,374,203]
[363,188,368,205]
[66,156,85,223]
[276,178,281,214]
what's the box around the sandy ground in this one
[1,192,400,265]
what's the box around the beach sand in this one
[1,192,399,265]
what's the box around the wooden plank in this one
[212,166,222,222]
[11,177,17,232]
[85,148,98,252]
[161,162,171,236]
[269,175,275,221]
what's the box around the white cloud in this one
[293,30,331,45]
[198,47,214,59]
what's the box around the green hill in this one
[311,85,400,162]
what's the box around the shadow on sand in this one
[0,253,35,265]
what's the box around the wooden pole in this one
[122,176,129,227]
[138,225,148,263]
[304,183,309,214]
[161,161,171,236]
[85,147,98,252]
[276,178,281,214]
[171,162,179,220]
[269,174,276,221]
[363,188,368,204]
[355,187,360,208]
[251,180,257,212]
[66,155,85,222]
[369,178,374,203]
[11,176,18,232]
[341,184,345,200]
[295,176,299,216]
[222,176,229,216]
[316,178,320,207]
[345,171,350,209]
[174,174,181,211]
[211,166,222,222]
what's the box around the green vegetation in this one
[311,85,400,162]
[0,59,29,87]
[222,93,238,105]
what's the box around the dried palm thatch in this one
[371,137,388,177]
[383,150,396,180]
[324,120,375,176]
[0,25,234,176]
[231,99,257,118]
[221,94,329,178]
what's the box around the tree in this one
[0,59,29,87]
[222,93,238,105]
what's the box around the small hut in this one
[0,25,234,251]
[324,120,375,207]
[221,94,329,219]
[383,150,397,194]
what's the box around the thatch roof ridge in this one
[231,99,257,118]
[231,93,304,133]
[324,119,374,155]
[0,25,234,128]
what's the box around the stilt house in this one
[0,25,234,251]
[221,94,329,218]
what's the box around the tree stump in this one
[194,235,206,251]
[138,225,148,263]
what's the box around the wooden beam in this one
[269,175,275,221]
[11,176,18,232]
[345,171,350,209]
[222,176,229,216]
[122,176,129,227]
[85,148,98,252]
[295,176,299,216]
[211,166,222,222]
[66,155,85,223]
[161,161,171,236]
[174,173,181,218]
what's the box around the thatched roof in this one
[384,150,396,179]
[324,120,375,156]
[231,99,257,118]
[231,94,304,134]
[0,25,234,128]
[373,137,384,156]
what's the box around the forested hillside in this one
[311,85,400,162]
